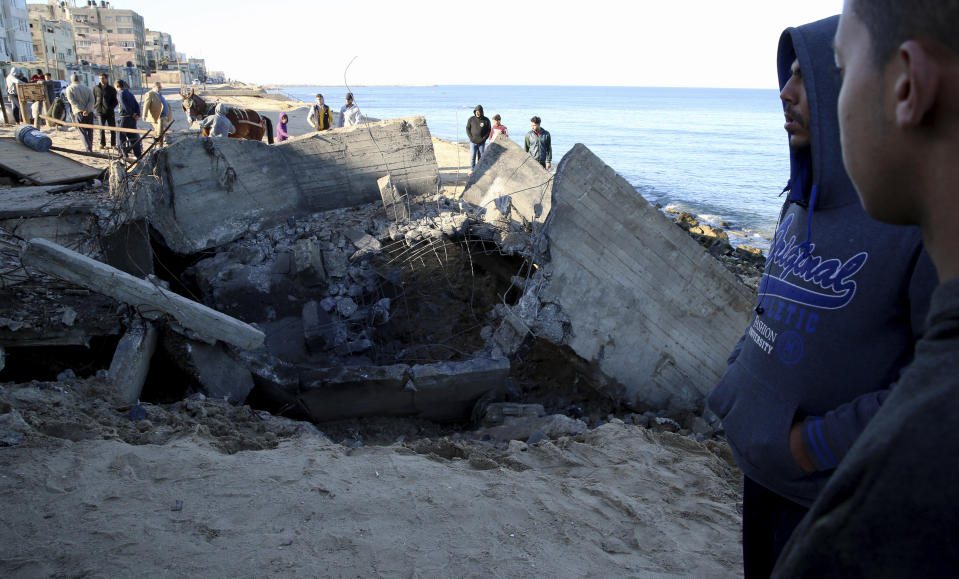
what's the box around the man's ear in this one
[895,40,940,128]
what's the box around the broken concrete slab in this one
[0,185,152,277]
[298,357,510,423]
[0,187,102,254]
[99,220,155,278]
[377,175,409,223]
[408,358,511,422]
[291,238,327,286]
[121,117,439,254]
[180,341,255,404]
[461,135,552,230]
[483,402,546,424]
[534,144,754,414]
[476,413,588,443]
[299,363,411,420]
[280,117,438,212]
[107,318,158,404]
[344,228,382,260]
[20,238,265,350]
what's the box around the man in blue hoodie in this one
[706,15,938,577]
[773,1,959,575]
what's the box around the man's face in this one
[156,84,162,91]
[316,96,324,106]
[100,75,108,84]
[780,59,811,149]
[835,1,912,223]
[531,121,540,132]
[474,109,481,117]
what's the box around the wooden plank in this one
[20,238,265,350]
[40,115,151,134]
[0,138,102,185]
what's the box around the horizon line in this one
[260,83,777,91]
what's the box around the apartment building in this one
[145,28,174,71]
[1,0,35,62]
[27,6,76,79]
[68,1,145,70]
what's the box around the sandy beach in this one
[0,86,745,577]
[0,377,742,577]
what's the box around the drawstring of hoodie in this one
[798,184,818,256]
[754,183,819,315]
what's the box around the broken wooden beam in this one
[20,238,265,350]
[40,115,151,134]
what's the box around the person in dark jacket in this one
[705,14,937,577]
[773,1,959,575]
[93,73,118,149]
[114,80,141,158]
[465,104,491,171]
[524,116,551,169]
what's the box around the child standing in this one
[489,114,508,142]
[277,113,290,142]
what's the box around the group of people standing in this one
[62,75,171,156]
[4,67,57,125]
[275,92,363,143]
[465,105,552,172]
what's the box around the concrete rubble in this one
[0,116,763,431]
[491,144,755,414]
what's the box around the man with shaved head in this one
[774,0,959,574]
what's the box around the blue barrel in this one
[16,125,53,153]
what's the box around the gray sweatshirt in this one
[65,82,94,115]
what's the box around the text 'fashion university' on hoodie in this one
[706,15,937,507]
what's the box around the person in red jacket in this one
[489,114,508,142]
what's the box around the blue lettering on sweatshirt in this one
[758,214,869,310]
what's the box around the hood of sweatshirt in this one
[778,15,859,211]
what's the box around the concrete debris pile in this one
[0,115,763,440]
[467,143,756,415]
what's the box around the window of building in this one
[118,28,132,34]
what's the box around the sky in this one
[107,0,843,88]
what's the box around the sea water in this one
[281,85,790,248]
